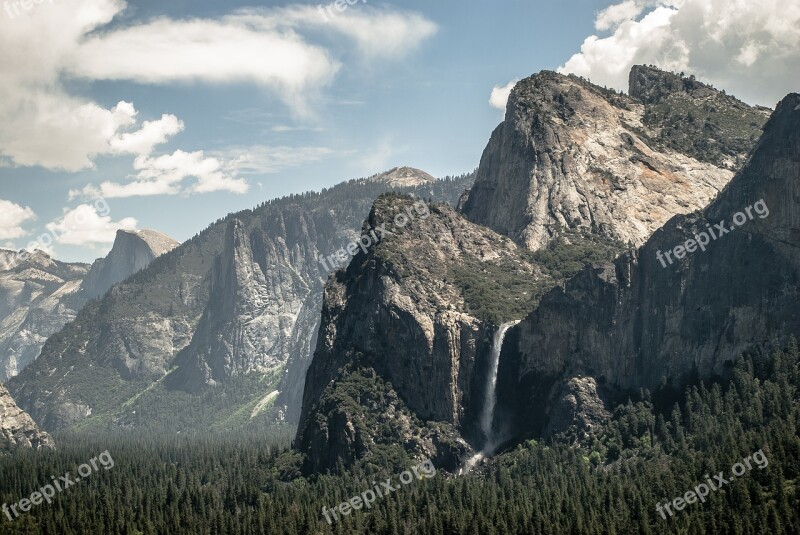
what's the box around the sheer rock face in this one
[0,385,54,450]
[165,218,318,393]
[295,196,540,472]
[496,94,800,438]
[462,68,768,251]
[80,229,179,300]
[0,252,89,381]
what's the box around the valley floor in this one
[1,344,798,534]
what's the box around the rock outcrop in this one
[462,67,769,251]
[495,93,800,439]
[0,251,89,381]
[295,195,542,472]
[370,166,437,188]
[80,229,179,300]
[0,385,54,451]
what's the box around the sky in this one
[0,0,798,263]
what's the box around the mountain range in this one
[2,65,793,480]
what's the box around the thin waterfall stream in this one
[459,320,519,475]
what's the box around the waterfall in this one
[459,320,518,475]
[479,321,517,453]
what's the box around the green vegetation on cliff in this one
[450,229,624,324]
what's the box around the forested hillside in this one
[2,343,797,534]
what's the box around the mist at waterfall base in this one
[459,321,518,475]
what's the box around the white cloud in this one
[559,0,800,105]
[0,200,36,240]
[489,80,519,111]
[223,145,334,175]
[285,7,438,60]
[45,204,137,246]
[73,143,341,199]
[595,0,646,31]
[75,150,249,199]
[0,1,437,172]
[109,113,184,156]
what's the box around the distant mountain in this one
[80,229,179,300]
[0,384,53,451]
[463,66,770,251]
[370,166,437,188]
[7,171,474,432]
[0,251,89,381]
[0,229,178,382]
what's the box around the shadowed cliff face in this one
[496,94,800,440]
[295,195,544,473]
[165,217,319,393]
[463,68,769,251]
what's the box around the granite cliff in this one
[0,384,53,451]
[0,251,88,381]
[294,68,790,473]
[80,229,179,300]
[463,67,769,250]
[495,93,800,441]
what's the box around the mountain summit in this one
[80,229,180,300]
[370,167,436,188]
[463,67,770,251]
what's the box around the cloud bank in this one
[558,0,800,106]
[0,0,437,196]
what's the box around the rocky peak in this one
[0,384,54,450]
[629,64,713,103]
[80,228,179,299]
[495,93,800,441]
[370,166,436,188]
[462,67,768,252]
[295,194,546,472]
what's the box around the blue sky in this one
[0,0,797,262]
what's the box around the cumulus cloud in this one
[595,0,646,31]
[559,0,800,106]
[0,0,437,172]
[0,200,36,240]
[73,150,248,199]
[71,144,338,199]
[45,204,137,246]
[109,113,184,156]
[489,80,519,111]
